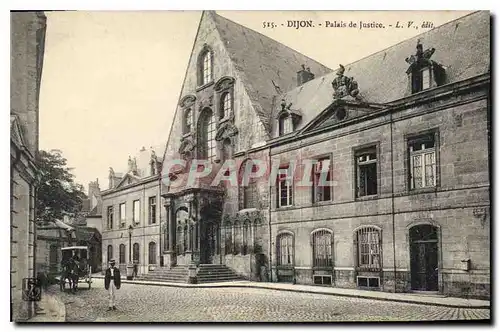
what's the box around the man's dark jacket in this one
[104,267,121,290]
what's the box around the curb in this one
[91,276,489,309]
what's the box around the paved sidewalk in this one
[91,273,489,309]
[27,287,66,322]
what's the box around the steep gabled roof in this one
[277,11,490,135]
[210,12,333,134]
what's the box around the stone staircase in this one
[135,264,240,284]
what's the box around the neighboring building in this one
[10,11,47,321]
[36,219,75,278]
[101,146,165,274]
[75,179,103,233]
[158,11,490,299]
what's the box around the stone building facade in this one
[101,146,165,275]
[10,11,47,321]
[158,11,490,299]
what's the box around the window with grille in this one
[313,157,332,202]
[409,133,436,189]
[107,245,113,263]
[200,109,216,161]
[277,233,294,266]
[220,92,231,119]
[277,166,293,208]
[119,203,126,227]
[148,242,156,264]
[356,147,377,197]
[107,206,114,229]
[184,108,192,134]
[133,200,140,225]
[355,227,381,269]
[148,196,157,224]
[119,244,126,264]
[133,243,140,263]
[312,230,333,267]
[202,51,212,85]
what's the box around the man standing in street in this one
[104,259,121,311]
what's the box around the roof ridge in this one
[280,10,483,96]
[211,11,332,71]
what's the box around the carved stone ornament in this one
[331,64,360,99]
[179,137,195,155]
[405,39,436,73]
[179,94,197,108]
[214,76,235,92]
[215,121,239,142]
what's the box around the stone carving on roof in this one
[331,64,359,99]
[405,39,436,72]
[214,76,235,92]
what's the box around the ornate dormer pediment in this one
[214,76,235,92]
[331,64,360,100]
[179,94,197,108]
[276,99,302,125]
[405,40,446,92]
[405,39,436,74]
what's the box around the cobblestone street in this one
[54,279,490,322]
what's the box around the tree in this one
[36,149,87,225]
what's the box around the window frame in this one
[276,231,294,267]
[199,108,217,161]
[312,155,333,203]
[405,129,440,192]
[410,65,433,94]
[354,226,382,271]
[119,202,126,228]
[133,243,140,263]
[278,114,293,136]
[107,206,114,230]
[148,242,157,265]
[119,244,126,264]
[277,165,293,208]
[354,145,379,199]
[220,92,232,120]
[183,108,192,135]
[148,196,157,224]
[198,47,214,87]
[311,229,333,268]
[132,199,140,225]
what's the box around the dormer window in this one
[278,115,293,136]
[277,99,302,136]
[183,108,192,135]
[220,92,232,119]
[405,40,445,94]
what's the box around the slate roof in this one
[210,12,333,134]
[277,11,490,135]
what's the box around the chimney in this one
[297,64,315,86]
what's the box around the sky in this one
[38,10,473,193]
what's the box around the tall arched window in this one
[119,244,126,264]
[201,50,212,85]
[199,109,216,161]
[107,245,113,263]
[148,242,157,264]
[133,243,140,263]
[240,159,258,209]
[277,232,294,266]
[354,226,381,269]
[183,108,192,134]
[220,92,231,119]
[312,229,333,267]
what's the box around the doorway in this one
[409,224,439,291]
[200,221,218,264]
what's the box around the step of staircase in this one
[136,264,240,284]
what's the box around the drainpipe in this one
[158,173,163,267]
[267,148,272,282]
[390,111,397,293]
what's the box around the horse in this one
[60,258,80,293]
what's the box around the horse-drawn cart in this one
[60,246,92,292]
